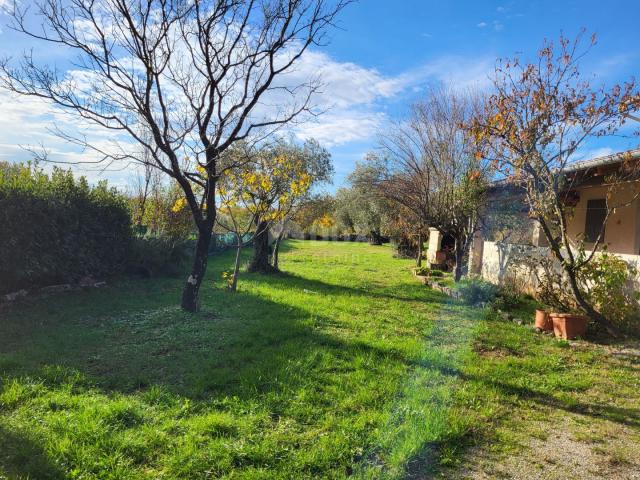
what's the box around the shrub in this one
[127,235,192,277]
[535,251,640,333]
[577,253,640,333]
[415,266,446,277]
[130,182,195,242]
[455,278,498,305]
[415,266,430,276]
[0,163,132,293]
[492,285,523,311]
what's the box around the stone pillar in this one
[426,227,442,266]
[469,232,484,275]
[468,230,484,276]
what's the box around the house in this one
[466,149,640,291]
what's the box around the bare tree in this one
[0,0,348,311]
[132,156,162,229]
[374,88,490,280]
[469,32,640,333]
[413,89,490,280]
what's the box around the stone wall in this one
[480,241,640,293]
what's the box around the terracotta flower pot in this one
[549,313,588,340]
[534,309,553,331]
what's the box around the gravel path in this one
[449,341,640,480]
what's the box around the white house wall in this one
[480,241,640,293]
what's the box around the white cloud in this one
[573,147,616,162]
[477,21,487,28]
[0,89,135,186]
[402,55,495,91]
[294,110,386,147]
[285,53,494,146]
[0,43,496,185]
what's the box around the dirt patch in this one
[475,347,511,358]
[446,337,640,480]
[451,409,640,480]
[474,344,522,358]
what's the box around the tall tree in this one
[217,138,331,288]
[468,32,640,333]
[334,163,389,245]
[375,88,490,280]
[245,138,332,272]
[0,0,348,311]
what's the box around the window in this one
[584,199,607,243]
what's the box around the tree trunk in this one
[453,236,465,282]
[248,219,275,273]
[369,230,382,245]
[181,225,213,312]
[536,216,619,336]
[416,232,423,267]
[272,227,286,271]
[229,234,243,292]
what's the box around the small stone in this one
[78,275,97,287]
[40,284,73,294]
[3,289,27,302]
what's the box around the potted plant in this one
[548,312,588,340]
[412,266,431,285]
[534,308,553,332]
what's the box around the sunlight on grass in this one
[1,241,638,478]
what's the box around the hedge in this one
[0,162,132,294]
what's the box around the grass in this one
[1,240,639,479]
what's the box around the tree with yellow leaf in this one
[217,139,332,290]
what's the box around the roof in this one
[489,148,640,188]
[564,148,640,173]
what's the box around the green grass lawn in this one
[1,240,639,479]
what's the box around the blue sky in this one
[0,0,639,189]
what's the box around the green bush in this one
[577,252,640,333]
[492,286,523,311]
[415,266,430,276]
[0,162,132,293]
[129,182,194,242]
[415,266,445,277]
[455,278,498,305]
[127,235,192,277]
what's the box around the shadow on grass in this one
[477,376,640,428]
[401,353,640,479]
[0,240,445,402]
[0,274,435,477]
[396,314,640,480]
[0,242,458,478]
[0,425,65,479]
[253,269,445,305]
